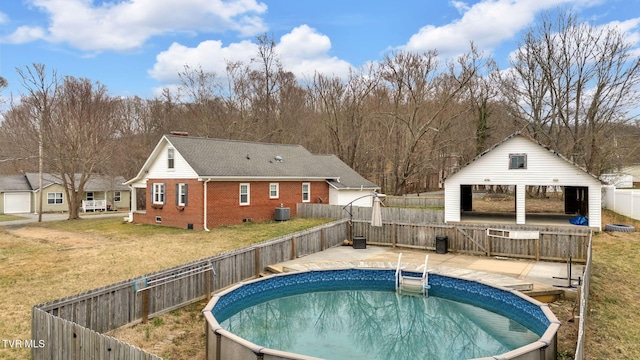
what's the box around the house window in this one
[240,183,250,205]
[153,183,165,204]
[302,183,310,202]
[86,192,94,201]
[269,183,279,199]
[509,154,527,169]
[167,148,175,170]
[176,183,188,206]
[114,191,121,202]
[47,192,63,205]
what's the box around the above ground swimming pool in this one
[203,268,560,360]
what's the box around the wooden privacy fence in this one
[384,195,444,208]
[31,220,348,360]
[351,220,591,262]
[297,203,444,224]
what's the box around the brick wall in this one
[134,179,204,229]
[205,181,329,227]
[133,179,329,229]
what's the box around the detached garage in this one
[0,175,33,214]
[443,133,602,231]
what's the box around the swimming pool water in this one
[220,289,539,360]
[210,269,551,360]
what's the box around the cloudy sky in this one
[0,0,639,99]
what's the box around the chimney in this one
[170,131,189,137]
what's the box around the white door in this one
[4,192,31,213]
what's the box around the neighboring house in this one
[0,173,130,214]
[125,134,379,229]
[443,132,602,231]
[619,165,640,188]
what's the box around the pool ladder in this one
[395,253,430,297]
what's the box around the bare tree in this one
[503,10,640,174]
[311,66,379,171]
[377,49,482,194]
[3,72,124,220]
[44,76,122,219]
[12,64,60,221]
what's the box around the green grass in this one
[0,214,25,222]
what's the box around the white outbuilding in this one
[443,133,602,231]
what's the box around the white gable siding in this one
[146,141,198,180]
[328,188,373,207]
[445,136,601,230]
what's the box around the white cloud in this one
[148,39,258,83]
[276,25,352,79]
[149,25,353,87]
[402,0,579,57]
[1,25,47,44]
[2,0,267,51]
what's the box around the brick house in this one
[125,134,379,229]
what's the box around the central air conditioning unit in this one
[274,207,290,221]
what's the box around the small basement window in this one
[509,154,527,169]
[155,216,162,223]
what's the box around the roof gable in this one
[444,132,601,185]
[0,175,31,191]
[24,173,128,191]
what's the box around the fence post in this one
[486,231,491,257]
[392,223,397,248]
[291,236,297,260]
[205,269,212,301]
[536,237,541,261]
[254,247,261,278]
[141,289,149,324]
[321,228,326,251]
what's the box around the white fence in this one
[602,186,640,220]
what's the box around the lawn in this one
[0,217,331,360]
[584,210,640,359]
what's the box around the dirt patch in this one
[7,227,108,249]
[108,300,207,360]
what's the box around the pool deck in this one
[266,245,584,302]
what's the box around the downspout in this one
[203,179,211,232]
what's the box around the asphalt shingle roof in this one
[0,175,31,191]
[165,135,377,189]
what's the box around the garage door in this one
[4,192,31,213]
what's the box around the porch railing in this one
[82,199,107,212]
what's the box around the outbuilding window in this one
[509,154,527,169]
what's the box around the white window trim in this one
[47,192,64,205]
[269,183,279,199]
[178,183,187,206]
[153,183,165,204]
[167,148,175,171]
[302,182,311,203]
[240,183,250,206]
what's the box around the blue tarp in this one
[569,216,589,226]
